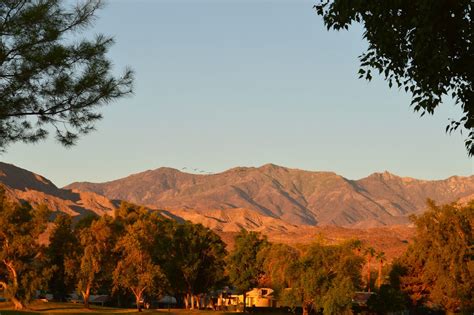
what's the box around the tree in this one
[349,239,363,256]
[258,243,300,290]
[166,222,227,309]
[74,213,99,231]
[315,0,473,155]
[0,0,133,150]
[113,218,167,312]
[364,246,376,292]
[114,201,149,228]
[376,251,386,289]
[47,213,78,301]
[0,190,52,309]
[68,215,115,308]
[282,241,364,315]
[227,229,268,312]
[396,200,473,313]
[367,283,408,315]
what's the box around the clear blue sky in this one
[2,0,472,187]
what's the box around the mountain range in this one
[65,163,474,228]
[2,161,471,257]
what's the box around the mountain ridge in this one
[64,163,474,227]
[1,161,470,259]
[0,162,117,218]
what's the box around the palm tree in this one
[350,239,363,256]
[376,251,386,289]
[364,247,376,292]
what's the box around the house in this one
[212,287,277,310]
[231,288,276,308]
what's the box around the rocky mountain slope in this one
[0,162,117,218]
[65,163,474,227]
[3,161,469,259]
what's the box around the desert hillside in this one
[66,163,474,227]
[1,161,471,259]
[0,162,117,218]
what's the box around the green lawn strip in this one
[0,304,235,315]
[0,302,139,314]
[0,304,288,315]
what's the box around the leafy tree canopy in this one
[165,221,227,309]
[113,218,167,312]
[114,201,149,227]
[0,190,52,309]
[396,200,473,313]
[367,283,408,315]
[315,0,473,155]
[47,213,78,301]
[228,229,268,293]
[281,241,364,315]
[227,229,268,311]
[68,215,116,308]
[0,0,133,150]
[74,213,99,231]
[258,243,300,290]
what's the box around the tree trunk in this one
[367,259,371,292]
[135,294,142,312]
[82,286,91,309]
[3,261,24,310]
[217,293,222,310]
[302,302,309,315]
[11,296,25,310]
[377,259,383,288]
[11,281,25,310]
[195,294,200,309]
[191,293,195,310]
[184,293,189,309]
[243,291,246,313]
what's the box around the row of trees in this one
[1,188,472,314]
[364,201,473,315]
[215,201,474,315]
[228,231,365,315]
[0,193,227,311]
[264,241,363,315]
[228,235,386,315]
[392,201,473,314]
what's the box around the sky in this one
[2,0,472,187]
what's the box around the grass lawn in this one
[0,302,245,315]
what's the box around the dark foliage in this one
[315,0,473,155]
[0,0,133,150]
